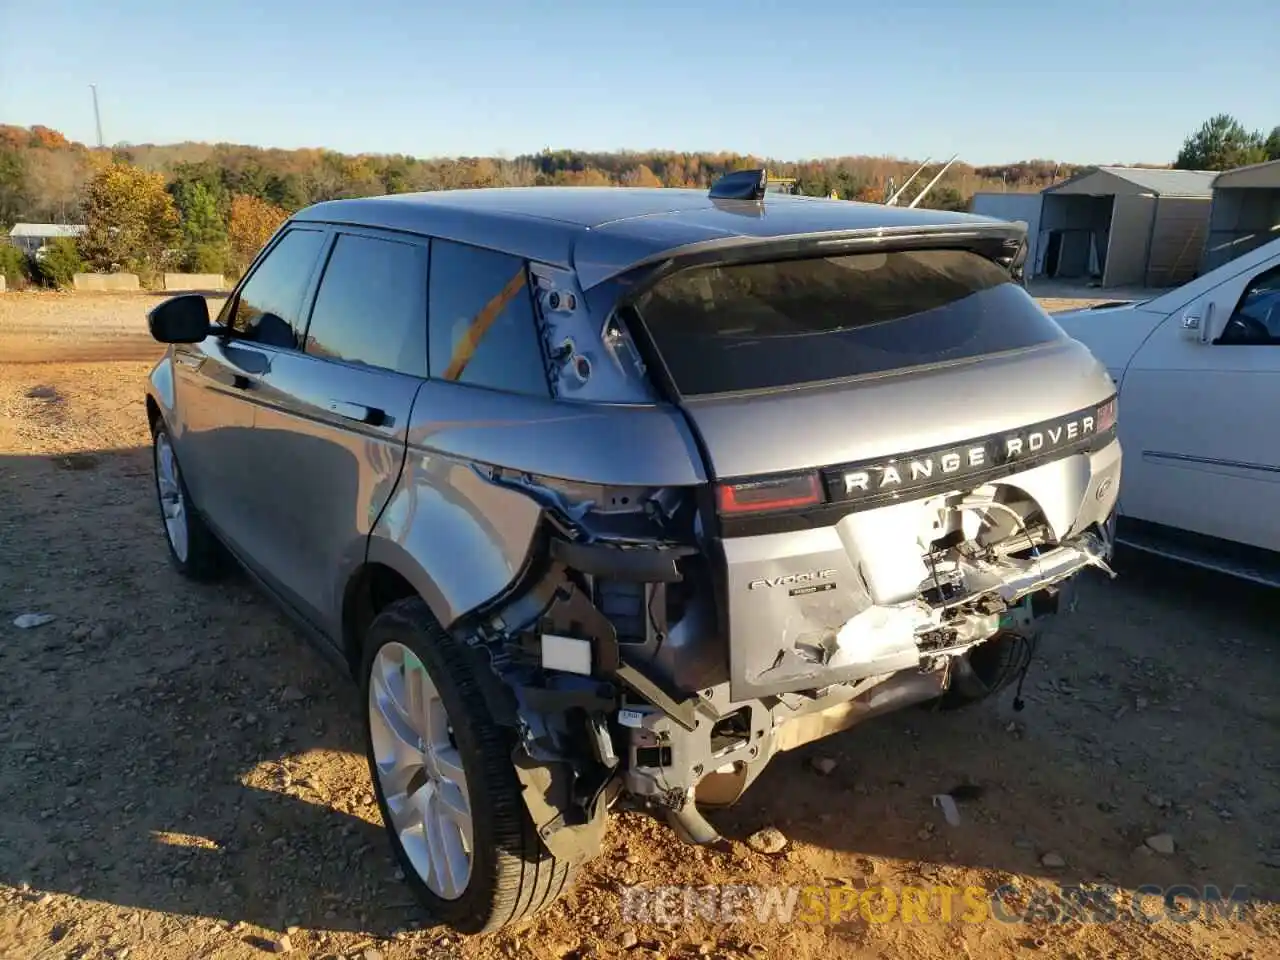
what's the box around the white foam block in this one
[541,633,593,675]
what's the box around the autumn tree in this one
[228,194,287,273]
[23,149,91,224]
[0,149,28,227]
[0,125,27,150]
[621,165,663,188]
[1174,114,1267,171]
[1,120,1150,228]
[27,125,72,149]
[549,168,615,186]
[79,161,181,274]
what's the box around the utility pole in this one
[89,84,103,147]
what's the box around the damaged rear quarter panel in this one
[367,379,707,628]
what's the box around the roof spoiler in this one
[583,220,1028,290]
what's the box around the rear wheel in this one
[151,420,226,580]
[361,597,578,933]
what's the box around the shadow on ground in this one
[0,445,411,938]
[710,554,1280,907]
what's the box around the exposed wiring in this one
[1010,631,1039,711]
[954,495,1045,711]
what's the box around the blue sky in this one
[1,0,1276,165]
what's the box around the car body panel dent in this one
[376,381,708,629]
[404,380,707,487]
[371,450,544,628]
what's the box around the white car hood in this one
[1052,303,1167,382]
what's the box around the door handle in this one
[328,400,387,426]
[1181,303,1214,343]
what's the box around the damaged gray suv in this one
[144,170,1122,933]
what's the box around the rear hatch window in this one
[631,248,1064,396]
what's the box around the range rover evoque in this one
[144,170,1122,933]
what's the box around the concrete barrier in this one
[163,273,226,291]
[73,272,141,292]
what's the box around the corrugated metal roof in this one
[1090,167,1216,196]
[8,223,87,238]
[1213,158,1280,189]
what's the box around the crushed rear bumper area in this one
[470,509,1113,857]
[460,421,1120,856]
[615,523,1112,844]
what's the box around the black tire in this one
[360,596,578,933]
[151,419,227,581]
[932,632,1028,711]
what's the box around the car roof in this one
[291,187,1002,288]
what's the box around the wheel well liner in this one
[342,562,418,673]
[145,395,161,430]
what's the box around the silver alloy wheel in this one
[368,641,474,900]
[154,431,189,563]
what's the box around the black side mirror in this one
[148,294,211,343]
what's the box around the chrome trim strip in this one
[1142,450,1280,476]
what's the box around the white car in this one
[1054,237,1280,584]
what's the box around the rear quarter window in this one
[632,248,1065,396]
[428,240,549,397]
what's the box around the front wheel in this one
[151,420,226,580]
[361,597,579,933]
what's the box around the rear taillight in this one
[715,473,823,515]
[1097,396,1117,433]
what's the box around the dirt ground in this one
[1,293,1278,960]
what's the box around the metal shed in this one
[970,192,1043,280]
[1201,159,1280,272]
[1037,167,1215,288]
[7,223,86,256]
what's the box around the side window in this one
[303,233,428,376]
[230,228,327,349]
[1218,264,1280,345]
[428,240,549,396]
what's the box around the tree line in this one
[1,113,1275,289]
[0,130,1074,288]
[1174,115,1280,171]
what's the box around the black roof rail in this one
[708,168,768,201]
